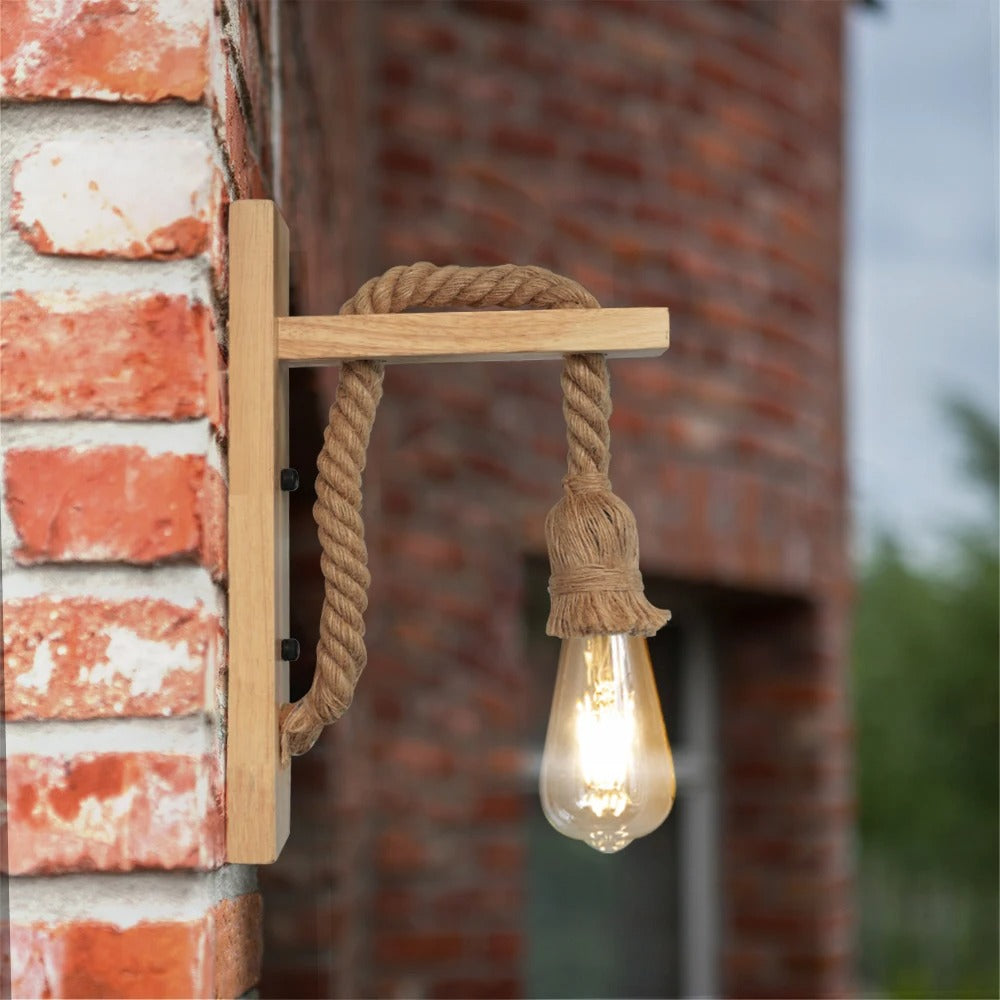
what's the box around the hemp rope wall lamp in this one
[227,201,674,863]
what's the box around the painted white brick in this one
[1,0,211,103]
[11,136,219,259]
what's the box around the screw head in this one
[280,467,299,492]
[280,637,300,662]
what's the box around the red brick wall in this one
[269,1,851,998]
[2,1,276,995]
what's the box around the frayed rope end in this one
[279,700,324,767]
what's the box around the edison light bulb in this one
[539,633,675,853]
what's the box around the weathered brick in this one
[376,830,428,873]
[578,147,642,180]
[0,0,210,103]
[11,138,219,259]
[379,101,466,142]
[431,885,523,922]
[490,124,558,158]
[382,13,459,54]
[374,888,416,923]
[666,164,724,198]
[6,752,223,874]
[693,51,745,90]
[3,597,221,721]
[473,793,525,822]
[5,447,225,577]
[376,931,464,964]
[381,54,415,88]
[234,0,269,140]
[213,893,264,998]
[10,892,261,999]
[392,533,466,572]
[378,144,434,178]
[483,747,529,778]
[0,292,222,425]
[223,74,267,199]
[11,919,212,999]
[377,738,457,777]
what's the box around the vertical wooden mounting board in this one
[226,201,290,863]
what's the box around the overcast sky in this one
[847,0,999,564]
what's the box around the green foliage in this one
[946,397,1000,504]
[854,399,999,997]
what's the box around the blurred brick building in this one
[0,0,847,996]
[267,2,852,999]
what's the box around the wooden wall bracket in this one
[225,200,670,863]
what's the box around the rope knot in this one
[563,472,612,494]
[549,565,643,597]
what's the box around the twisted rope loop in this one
[280,263,605,763]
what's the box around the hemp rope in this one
[279,263,669,763]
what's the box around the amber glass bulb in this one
[539,633,676,853]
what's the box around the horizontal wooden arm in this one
[277,307,669,366]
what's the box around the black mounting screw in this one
[281,638,300,662]
[280,467,299,492]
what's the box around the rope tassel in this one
[545,353,669,638]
